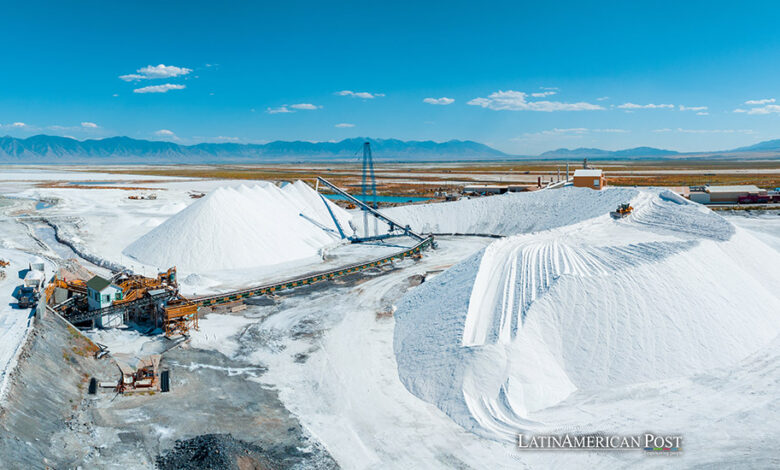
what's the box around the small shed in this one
[689,189,710,204]
[706,185,764,203]
[86,275,123,311]
[573,169,606,190]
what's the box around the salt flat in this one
[1,168,778,468]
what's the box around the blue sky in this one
[2,0,780,155]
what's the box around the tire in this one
[160,370,170,393]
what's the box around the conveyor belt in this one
[316,177,426,242]
[192,236,434,307]
[65,236,434,324]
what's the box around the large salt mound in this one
[394,188,780,441]
[123,181,352,272]
[356,186,639,237]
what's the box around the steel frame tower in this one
[362,141,378,236]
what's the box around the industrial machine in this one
[610,203,634,219]
[18,258,46,308]
[53,266,196,337]
[18,286,39,309]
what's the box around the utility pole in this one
[566,162,569,181]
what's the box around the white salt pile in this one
[393,187,780,441]
[355,186,639,237]
[123,181,352,272]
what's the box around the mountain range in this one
[539,146,680,158]
[1,135,780,163]
[0,135,505,163]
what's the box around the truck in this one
[738,194,770,204]
[18,286,40,309]
[18,258,46,309]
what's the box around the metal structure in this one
[317,177,425,242]
[56,267,183,333]
[115,354,163,394]
[162,299,199,337]
[56,173,436,335]
[361,141,379,237]
[63,288,175,325]
[56,233,434,331]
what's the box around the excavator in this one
[610,203,633,219]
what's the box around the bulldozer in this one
[610,203,633,219]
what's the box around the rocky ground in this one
[0,307,337,468]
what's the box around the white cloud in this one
[11,122,27,128]
[745,98,775,105]
[513,127,627,140]
[214,136,240,142]
[289,103,321,110]
[423,97,455,105]
[467,90,603,112]
[654,127,755,134]
[336,90,385,99]
[120,64,192,81]
[530,91,557,98]
[595,128,629,133]
[596,96,609,101]
[696,112,709,116]
[133,83,186,94]
[267,106,293,114]
[617,102,674,109]
[335,123,355,128]
[741,104,780,115]
[543,128,588,134]
[81,121,99,128]
[154,129,181,140]
[267,103,321,113]
[679,105,708,111]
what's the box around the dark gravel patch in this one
[156,433,274,470]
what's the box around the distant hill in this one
[540,140,780,160]
[0,135,506,163]
[3,134,780,163]
[730,139,780,152]
[540,146,679,158]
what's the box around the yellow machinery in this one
[111,267,178,306]
[52,278,87,294]
[610,203,634,219]
[163,299,199,337]
[115,354,162,393]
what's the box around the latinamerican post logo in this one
[517,433,682,454]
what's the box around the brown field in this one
[86,160,780,196]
